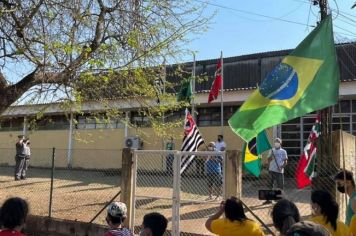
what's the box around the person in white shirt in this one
[215,135,226,152]
[263,138,288,205]
[20,139,31,180]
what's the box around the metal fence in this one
[0,147,351,236]
[132,150,226,236]
[0,147,121,226]
[241,153,352,235]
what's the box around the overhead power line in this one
[192,0,315,27]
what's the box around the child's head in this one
[106,202,127,227]
[0,197,29,230]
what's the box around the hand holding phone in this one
[258,190,283,201]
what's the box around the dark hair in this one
[272,199,300,235]
[143,212,168,236]
[311,190,338,231]
[107,213,125,225]
[218,135,223,139]
[0,197,28,229]
[334,169,355,186]
[224,197,247,222]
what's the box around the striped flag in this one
[295,116,320,189]
[180,109,204,174]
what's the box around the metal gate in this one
[132,150,226,235]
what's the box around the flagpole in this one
[162,59,166,150]
[220,51,224,136]
[192,53,196,120]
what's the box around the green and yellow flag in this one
[243,131,271,177]
[229,15,339,142]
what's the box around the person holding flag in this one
[180,108,204,174]
[264,138,288,205]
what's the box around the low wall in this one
[25,215,107,236]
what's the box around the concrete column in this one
[23,116,27,136]
[124,111,129,138]
[224,150,242,199]
[120,148,135,230]
[67,112,74,168]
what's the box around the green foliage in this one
[0,0,212,137]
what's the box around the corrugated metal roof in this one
[173,41,356,92]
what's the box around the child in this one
[105,202,133,236]
[0,197,29,236]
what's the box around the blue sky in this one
[186,0,356,61]
[4,0,356,83]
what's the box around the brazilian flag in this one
[229,15,339,142]
[243,131,271,177]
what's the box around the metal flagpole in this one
[192,53,196,120]
[162,60,166,151]
[220,51,224,136]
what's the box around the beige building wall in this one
[0,125,274,170]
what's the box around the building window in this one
[76,114,124,129]
[165,110,185,122]
[0,118,23,131]
[197,106,240,127]
[130,111,150,127]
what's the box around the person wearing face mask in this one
[334,169,356,226]
[104,202,133,236]
[263,138,288,205]
[309,190,348,236]
[215,135,226,152]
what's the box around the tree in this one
[0,0,210,130]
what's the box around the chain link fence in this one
[0,146,352,235]
[0,148,53,217]
[0,147,122,226]
[133,150,226,235]
[241,153,352,235]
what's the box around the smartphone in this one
[258,189,282,201]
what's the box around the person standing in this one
[14,135,26,181]
[215,135,226,152]
[264,138,288,205]
[20,139,31,180]
[165,137,174,174]
[334,169,356,226]
[206,142,223,200]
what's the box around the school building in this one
[0,42,356,174]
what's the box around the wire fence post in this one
[49,147,55,218]
[172,151,181,236]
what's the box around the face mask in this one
[337,185,346,193]
[274,143,281,148]
[218,138,221,142]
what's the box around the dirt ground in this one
[0,166,312,235]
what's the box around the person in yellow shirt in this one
[309,190,348,236]
[349,215,356,236]
[205,196,265,236]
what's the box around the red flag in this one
[295,116,320,189]
[208,57,222,103]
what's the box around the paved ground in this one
[0,166,312,235]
